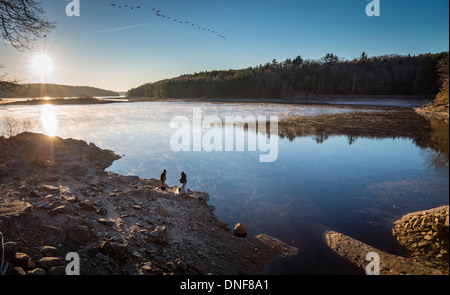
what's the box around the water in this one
[1,101,448,274]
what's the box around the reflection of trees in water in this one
[421,148,448,168]
[421,119,449,168]
[275,110,449,168]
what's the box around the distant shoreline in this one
[0,97,128,106]
[1,94,434,109]
[126,94,433,108]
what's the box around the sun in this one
[31,54,54,78]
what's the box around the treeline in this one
[128,52,449,99]
[0,83,119,98]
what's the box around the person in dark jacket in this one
[160,169,167,190]
[179,171,187,194]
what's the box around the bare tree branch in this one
[0,0,56,52]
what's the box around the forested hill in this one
[0,83,119,98]
[128,52,449,99]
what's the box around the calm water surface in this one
[1,101,448,274]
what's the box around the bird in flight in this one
[108,1,228,41]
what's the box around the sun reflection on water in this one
[40,105,58,137]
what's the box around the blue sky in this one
[1,0,449,92]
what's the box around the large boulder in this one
[233,223,248,238]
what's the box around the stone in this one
[417,241,428,248]
[445,215,449,227]
[98,218,114,226]
[148,226,168,244]
[98,241,113,255]
[40,184,60,194]
[39,257,63,269]
[51,205,66,215]
[234,223,248,238]
[80,201,96,212]
[28,268,46,275]
[14,252,29,267]
[111,242,127,255]
[99,241,127,256]
[424,235,434,241]
[175,259,187,272]
[96,207,108,216]
[167,262,177,271]
[21,203,33,213]
[3,242,18,257]
[34,200,53,209]
[11,267,27,275]
[39,246,58,257]
[27,190,41,198]
[67,225,93,244]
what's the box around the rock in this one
[27,190,41,198]
[417,241,428,248]
[141,262,153,273]
[175,259,187,272]
[98,241,113,255]
[98,241,127,256]
[3,242,18,257]
[98,218,114,226]
[40,184,60,194]
[96,207,108,216]
[21,203,33,213]
[34,200,53,209]
[67,225,93,244]
[28,268,46,275]
[14,252,29,267]
[424,235,434,241]
[51,205,66,215]
[234,223,248,238]
[148,226,168,244]
[39,246,58,257]
[111,243,127,255]
[48,266,66,275]
[445,215,449,227]
[11,267,27,275]
[167,262,177,271]
[39,257,63,269]
[79,201,96,212]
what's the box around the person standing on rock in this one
[179,171,187,194]
[160,169,167,190]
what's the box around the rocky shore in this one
[0,133,296,275]
[392,206,449,273]
[325,206,449,275]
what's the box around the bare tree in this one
[1,0,55,92]
[2,116,32,137]
[0,0,55,51]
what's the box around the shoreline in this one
[325,205,449,275]
[125,94,433,108]
[0,133,297,275]
[1,94,434,108]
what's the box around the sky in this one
[0,0,449,92]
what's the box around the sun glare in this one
[31,54,54,79]
[41,105,58,137]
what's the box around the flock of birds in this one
[109,2,228,41]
